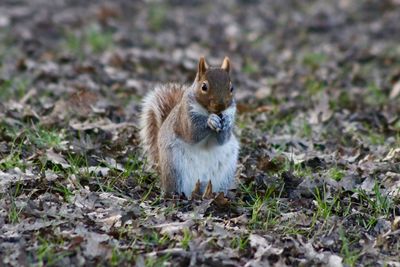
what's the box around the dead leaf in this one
[45,149,70,169]
[249,234,272,259]
[382,172,400,198]
[383,148,400,162]
[84,232,111,259]
[392,217,400,231]
[309,92,333,124]
[255,86,272,99]
[390,80,400,99]
[44,170,58,181]
[153,220,195,236]
[0,168,38,193]
[213,192,230,207]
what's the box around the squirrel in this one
[139,56,239,197]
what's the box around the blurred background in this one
[1,0,399,111]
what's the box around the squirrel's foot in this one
[191,180,202,200]
[191,180,214,200]
[202,180,213,199]
[207,114,222,132]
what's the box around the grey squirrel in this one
[139,57,239,197]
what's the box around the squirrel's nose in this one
[210,102,225,113]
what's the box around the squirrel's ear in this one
[221,57,230,73]
[197,56,208,80]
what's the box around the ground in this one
[0,0,400,266]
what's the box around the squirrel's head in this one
[194,57,234,114]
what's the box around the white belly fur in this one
[173,135,239,197]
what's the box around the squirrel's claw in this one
[202,180,213,199]
[191,179,202,200]
[207,114,222,132]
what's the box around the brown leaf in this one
[42,90,99,126]
[392,217,400,231]
[96,4,120,23]
[383,148,400,162]
[68,236,84,250]
[213,192,230,207]
[390,80,400,99]
[236,103,273,114]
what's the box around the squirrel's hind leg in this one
[158,147,179,196]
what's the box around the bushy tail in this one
[139,83,185,166]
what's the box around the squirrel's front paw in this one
[207,114,222,132]
[219,114,232,131]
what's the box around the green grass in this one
[239,183,284,230]
[301,120,313,138]
[242,57,259,75]
[86,25,114,53]
[367,131,385,146]
[1,124,66,171]
[8,182,23,223]
[26,126,65,150]
[118,155,148,182]
[65,31,82,57]
[0,134,25,171]
[304,77,326,95]
[0,77,30,102]
[144,254,171,267]
[0,151,24,171]
[365,83,387,107]
[180,228,192,250]
[64,24,114,57]
[110,248,136,266]
[147,4,168,32]
[261,112,294,134]
[35,236,72,267]
[355,181,393,230]
[282,159,313,179]
[302,52,327,69]
[339,227,361,266]
[332,91,352,110]
[51,183,74,202]
[0,121,19,140]
[312,187,339,221]
[142,231,170,248]
[66,153,88,173]
[328,166,345,181]
[8,198,23,224]
[230,235,249,251]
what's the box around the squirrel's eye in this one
[230,85,234,93]
[201,83,208,92]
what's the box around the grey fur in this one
[190,112,212,143]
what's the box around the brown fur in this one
[172,97,194,143]
[154,93,193,194]
[139,83,185,166]
[194,58,233,114]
